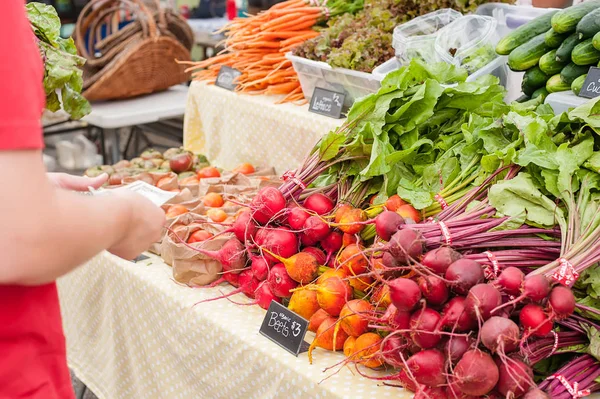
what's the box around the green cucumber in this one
[523,66,551,96]
[571,74,587,95]
[572,38,600,65]
[547,74,571,93]
[556,33,582,62]
[496,11,557,55]
[551,0,600,34]
[560,62,589,84]
[508,34,551,71]
[545,28,570,48]
[539,50,568,74]
[576,8,600,39]
[532,87,549,101]
[594,31,600,51]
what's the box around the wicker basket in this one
[75,0,193,101]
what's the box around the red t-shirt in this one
[0,1,74,398]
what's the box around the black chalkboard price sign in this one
[215,66,242,91]
[259,300,309,356]
[309,87,346,119]
[579,67,600,99]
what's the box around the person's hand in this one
[48,172,108,192]
[107,191,166,260]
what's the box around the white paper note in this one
[88,180,177,206]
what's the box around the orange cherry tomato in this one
[207,208,227,222]
[187,230,214,244]
[166,204,188,219]
[197,166,221,179]
[232,163,255,175]
[179,176,199,185]
[156,176,172,190]
[203,192,224,208]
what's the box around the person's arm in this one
[0,150,165,285]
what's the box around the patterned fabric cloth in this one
[57,252,409,399]
[183,81,343,175]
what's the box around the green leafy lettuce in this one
[26,2,90,120]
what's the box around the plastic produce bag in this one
[435,15,499,75]
[393,9,463,65]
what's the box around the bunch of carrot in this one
[181,0,332,104]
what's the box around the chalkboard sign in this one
[215,66,242,91]
[579,67,600,99]
[259,300,309,356]
[131,254,150,263]
[309,87,346,119]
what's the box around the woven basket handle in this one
[75,0,159,59]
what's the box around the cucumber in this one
[545,28,570,48]
[572,38,600,65]
[576,8,600,39]
[539,50,568,74]
[532,87,549,101]
[547,74,571,93]
[551,0,600,34]
[523,66,551,96]
[594,31,600,51]
[571,74,587,95]
[496,11,558,55]
[556,33,582,62]
[560,62,589,84]
[508,34,551,71]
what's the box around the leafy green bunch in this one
[308,59,512,213]
[26,2,90,120]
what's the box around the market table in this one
[58,252,408,399]
[183,81,344,174]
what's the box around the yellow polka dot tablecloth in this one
[183,81,344,175]
[57,252,412,399]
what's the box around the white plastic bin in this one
[545,91,591,114]
[286,53,382,108]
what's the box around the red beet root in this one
[422,247,462,276]
[445,259,485,295]
[410,308,442,349]
[452,349,499,396]
[267,263,298,298]
[418,275,449,307]
[464,284,502,321]
[375,211,405,241]
[303,193,334,215]
[389,278,422,311]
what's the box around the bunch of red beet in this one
[194,186,580,399]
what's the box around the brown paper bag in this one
[160,213,228,286]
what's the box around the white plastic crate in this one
[286,53,382,108]
[545,91,591,114]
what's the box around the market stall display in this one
[36,0,600,397]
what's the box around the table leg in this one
[106,128,122,163]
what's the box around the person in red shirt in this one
[0,1,166,398]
